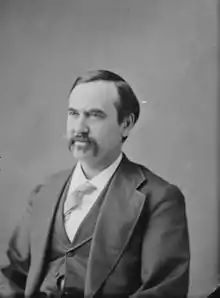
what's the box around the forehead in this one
[68,81,119,109]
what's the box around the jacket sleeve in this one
[0,185,42,298]
[130,184,190,298]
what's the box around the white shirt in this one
[64,153,123,241]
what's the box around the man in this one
[0,70,190,298]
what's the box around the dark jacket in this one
[0,155,190,297]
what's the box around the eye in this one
[88,111,106,119]
[68,109,79,116]
[90,112,99,117]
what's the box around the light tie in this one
[64,181,97,222]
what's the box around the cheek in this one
[66,118,73,131]
[94,124,121,144]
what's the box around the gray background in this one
[0,1,218,297]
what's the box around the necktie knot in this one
[74,181,97,197]
[64,181,96,221]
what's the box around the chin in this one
[72,143,99,159]
[72,148,93,161]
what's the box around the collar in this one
[70,153,123,192]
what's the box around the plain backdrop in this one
[0,1,218,297]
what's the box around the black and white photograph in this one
[0,1,218,297]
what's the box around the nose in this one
[68,114,89,135]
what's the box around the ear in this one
[120,113,135,138]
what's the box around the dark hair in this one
[69,69,140,126]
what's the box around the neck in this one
[80,152,122,180]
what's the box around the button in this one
[66,250,73,257]
[56,274,65,290]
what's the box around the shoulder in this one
[127,157,171,189]
[126,157,185,208]
[28,168,73,202]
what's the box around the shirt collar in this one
[73,153,123,192]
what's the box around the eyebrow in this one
[68,107,107,116]
[68,107,77,112]
[86,109,106,115]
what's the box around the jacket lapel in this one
[70,185,109,251]
[85,156,147,298]
[25,168,74,296]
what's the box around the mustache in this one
[64,134,92,142]
[63,133,90,140]
[63,133,96,149]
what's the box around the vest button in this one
[66,250,73,257]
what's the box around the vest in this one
[39,176,108,297]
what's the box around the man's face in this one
[66,81,127,167]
